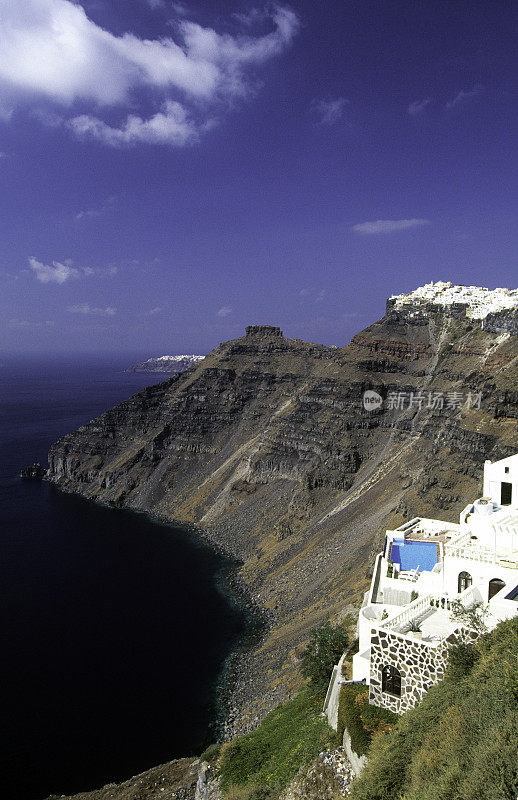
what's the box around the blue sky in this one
[1,0,517,354]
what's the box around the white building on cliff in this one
[326,454,518,719]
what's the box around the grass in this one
[218,685,336,795]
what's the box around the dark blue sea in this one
[0,354,250,800]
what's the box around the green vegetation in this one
[301,620,349,690]
[218,686,335,795]
[200,742,222,764]
[350,617,518,800]
[450,599,489,634]
[337,685,397,757]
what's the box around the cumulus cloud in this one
[67,303,116,315]
[0,1,299,145]
[217,305,232,317]
[352,219,430,235]
[445,88,481,109]
[407,98,431,116]
[312,97,348,125]
[29,256,80,283]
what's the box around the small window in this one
[381,664,402,697]
[505,467,510,474]
[458,571,473,593]
[488,578,505,601]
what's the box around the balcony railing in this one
[382,584,480,632]
[447,544,497,564]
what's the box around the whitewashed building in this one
[326,455,518,720]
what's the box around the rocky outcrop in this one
[279,749,355,799]
[483,309,518,335]
[46,304,518,733]
[193,762,222,800]
[20,462,46,479]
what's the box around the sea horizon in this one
[0,355,251,800]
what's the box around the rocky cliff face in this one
[47,311,518,731]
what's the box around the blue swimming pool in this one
[391,540,438,572]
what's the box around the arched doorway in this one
[458,571,473,593]
[381,664,402,697]
[488,578,505,600]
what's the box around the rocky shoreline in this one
[45,478,277,740]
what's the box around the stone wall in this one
[368,628,449,714]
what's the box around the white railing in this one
[383,584,480,632]
[447,544,497,564]
[446,530,472,549]
[383,593,433,629]
[429,583,479,612]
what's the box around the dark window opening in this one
[381,664,402,697]
[458,571,473,593]
[501,482,512,505]
[488,578,506,601]
[505,467,509,474]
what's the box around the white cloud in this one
[445,88,481,109]
[148,306,162,314]
[299,288,326,303]
[69,100,200,147]
[217,305,232,317]
[408,98,431,116]
[312,97,348,125]
[8,318,55,328]
[232,8,268,27]
[75,196,116,220]
[67,303,116,315]
[76,208,102,221]
[29,256,80,283]
[0,1,299,145]
[352,219,430,235]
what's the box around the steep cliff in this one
[47,305,518,730]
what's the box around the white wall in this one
[484,456,518,507]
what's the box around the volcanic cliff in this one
[47,297,518,731]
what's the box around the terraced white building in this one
[326,454,518,719]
